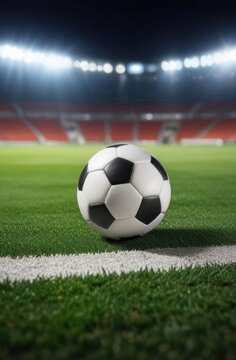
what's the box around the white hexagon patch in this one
[83,170,111,204]
[131,162,163,197]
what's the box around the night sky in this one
[0,1,236,62]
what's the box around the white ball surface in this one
[77,144,171,240]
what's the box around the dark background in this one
[0,0,236,103]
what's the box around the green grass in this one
[0,145,235,256]
[0,144,236,359]
[0,265,236,360]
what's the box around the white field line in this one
[0,245,236,282]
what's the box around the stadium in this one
[0,1,236,359]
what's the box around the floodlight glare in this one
[183,58,191,68]
[97,65,103,72]
[74,60,81,68]
[175,60,183,70]
[230,49,236,61]
[44,54,72,69]
[88,62,97,72]
[192,57,199,68]
[161,46,236,71]
[200,55,207,67]
[161,60,183,71]
[115,64,126,74]
[0,45,23,60]
[213,52,223,64]
[103,63,113,73]
[0,44,72,69]
[127,63,144,75]
[206,55,213,66]
[80,61,89,71]
[161,61,169,71]
[222,51,231,63]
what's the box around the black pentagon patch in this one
[136,196,161,225]
[106,144,127,148]
[89,204,114,229]
[151,156,168,180]
[78,164,89,191]
[104,157,134,185]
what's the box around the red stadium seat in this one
[110,121,134,141]
[79,121,106,142]
[202,119,236,140]
[138,121,163,141]
[0,132,6,140]
[176,119,212,141]
[30,119,68,141]
[0,119,38,141]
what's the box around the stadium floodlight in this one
[161,61,169,71]
[0,44,72,69]
[200,55,207,67]
[74,60,81,68]
[115,64,126,74]
[80,61,89,71]
[88,62,97,72]
[191,57,199,68]
[200,54,214,66]
[175,60,183,70]
[161,60,183,71]
[127,63,144,75]
[161,46,236,72]
[229,49,236,61]
[45,54,72,69]
[184,57,199,68]
[103,63,113,74]
[0,45,24,60]
[212,52,223,64]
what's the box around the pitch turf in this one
[0,145,235,256]
[0,144,236,359]
[1,265,236,360]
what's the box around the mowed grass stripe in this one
[1,265,236,359]
[1,245,236,282]
[0,145,235,257]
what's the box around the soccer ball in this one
[77,144,171,240]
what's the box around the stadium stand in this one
[198,102,227,113]
[110,121,134,141]
[0,119,38,141]
[138,121,163,141]
[79,121,106,142]
[202,118,236,141]
[20,103,193,115]
[30,119,68,141]
[0,102,16,112]
[228,102,236,112]
[0,102,236,143]
[176,119,212,142]
[0,132,6,140]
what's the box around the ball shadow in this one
[103,227,232,252]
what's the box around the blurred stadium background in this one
[0,44,236,146]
